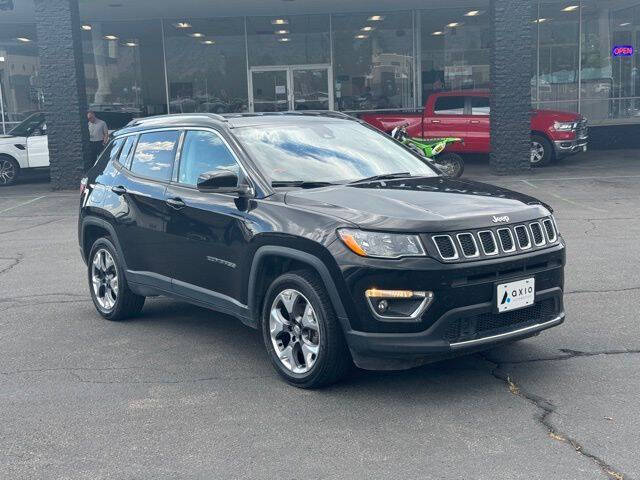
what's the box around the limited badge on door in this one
[497,278,535,313]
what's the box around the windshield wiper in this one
[348,172,412,185]
[271,180,336,189]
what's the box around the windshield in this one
[8,113,45,137]
[233,121,438,184]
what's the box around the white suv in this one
[0,113,49,186]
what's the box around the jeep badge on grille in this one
[492,215,510,223]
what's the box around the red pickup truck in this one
[361,90,588,167]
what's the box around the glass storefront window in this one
[420,4,490,105]
[533,3,580,114]
[333,11,414,112]
[0,23,41,134]
[246,15,330,67]
[81,19,166,130]
[164,17,248,114]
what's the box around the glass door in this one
[292,67,331,111]
[251,69,289,112]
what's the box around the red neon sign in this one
[613,45,634,57]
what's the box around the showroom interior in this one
[1,0,639,187]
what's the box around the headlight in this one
[338,228,426,258]
[553,121,575,131]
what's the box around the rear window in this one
[434,96,465,115]
[471,97,490,115]
[130,131,180,181]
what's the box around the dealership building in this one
[0,0,638,188]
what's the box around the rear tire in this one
[530,135,553,167]
[433,152,464,177]
[88,237,145,321]
[0,155,20,186]
[261,270,352,388]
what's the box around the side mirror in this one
[196,170,253,197]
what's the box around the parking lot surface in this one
[1,151,639,479]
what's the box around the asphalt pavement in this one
[1,150,639,479]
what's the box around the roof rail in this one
[221,110,358,121]
[126,112,227,127]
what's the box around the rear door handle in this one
[111,185,127,195]
[166,197,186,210]
[431,120,441,124]
[470,120,480,124]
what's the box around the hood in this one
[533,109,581,122]
[0,134,23,143]
[285,177,551,232]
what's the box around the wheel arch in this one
[247,245,350,333]
[530,130,555,162]
[81,217,127,270]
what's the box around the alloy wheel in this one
[91,248,119,310]
[269,289,320,374]
[0,159,16,185]
[531,141,545,164]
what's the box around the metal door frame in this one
[248,64,333,112]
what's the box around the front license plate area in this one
[496,278,535,313]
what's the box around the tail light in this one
[80,177,88,195]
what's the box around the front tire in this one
[261,270,351,388]
[531,135,553,167]
[88,237,145,321]
[0,155,20,186]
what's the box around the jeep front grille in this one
[426,217,559,263]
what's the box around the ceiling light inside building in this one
[561,5,579,12]
[465,10,482,16]
[0,56,5,62]
[447,22,462,28]
[190,32,204,38]
[124,41,138,47]
[361,26,374,31]
[16,37,31,42]
[355,34,368,39]
[278,37,290,42]
[275,30,289,34]
[533,18,549,23]
[104,35,118,40]
[201,40,215,45]
[81,24,92,31]
[432,31,444,36]
[620,22,631,27]
[174,22,192,29]
[368,15,384,21]
[271,19,289,25]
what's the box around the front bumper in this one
[329,240,566,370]
[553,138,588,156]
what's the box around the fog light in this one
[377,300,389,313]
[365,289,434,320]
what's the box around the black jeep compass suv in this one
[79,112,565,388]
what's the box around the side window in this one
[471,97,490,116]
[96,138,123,165]
[117,135,137,167]
[130,131,180,181]
[178,130,240,186]
[434,96,465,115]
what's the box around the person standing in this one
[87,111,109,170]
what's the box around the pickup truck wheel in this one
[531,135,553,167]
[262,270,351,388]
[88,237,145,321]
[0,155,20,186]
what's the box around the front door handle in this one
[470,120,481,124]
[166,197,186,210]
[431,120,441,124]
[111,185,127,195]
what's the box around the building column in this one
[34,0,90,190]
[490,0,533,173]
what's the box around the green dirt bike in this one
[390,125,465,178]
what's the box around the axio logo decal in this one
[492,215,510,223]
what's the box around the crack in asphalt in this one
[0,253,24,276]
[483,348,640,365]
[478,353,631,480]
[0,365,266,384]
[0,218,64,236]
[566,286,640,295]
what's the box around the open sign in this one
[613,45,634,57]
